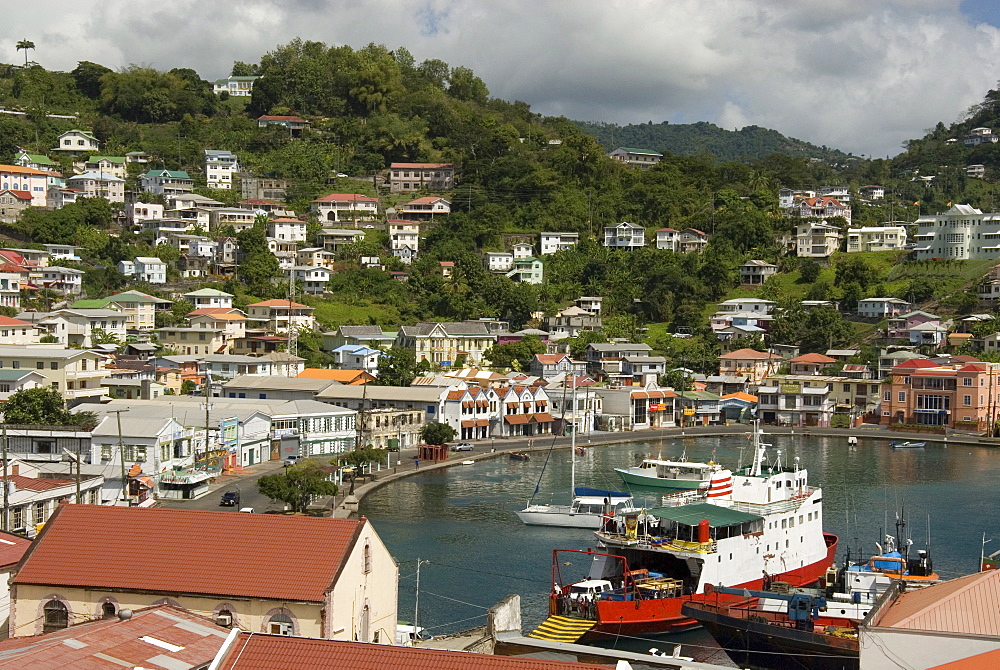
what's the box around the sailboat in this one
[516,379,634,529]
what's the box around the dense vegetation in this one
[4,41,1000,374]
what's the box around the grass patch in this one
[304,298,403,329]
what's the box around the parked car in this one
[452,443,474,452]
[284,454,300,467]
[220,489,240,506]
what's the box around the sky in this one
[4,0,1000,157]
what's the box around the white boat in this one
[615,458,729,491]
[891,440,926,449]
[517,487,635,529]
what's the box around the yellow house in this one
[10,505,398,641]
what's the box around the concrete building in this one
[204,149,238,190]
[603,222,646,250]
[913,203,1000,260]
[388,162,454,193]
[847,226,908,252]
[607,147,662,169]
[539,231,579,255]
[796,221,843,258]
[739,259,778,284]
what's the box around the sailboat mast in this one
[570,376,577,497]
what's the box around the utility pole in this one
[203,375,213,471]
[414,558,430,633]
[108,408,130,504]
[286,278,297,367]
[2,422,7,532]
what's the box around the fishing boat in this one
[508,451,530,461]
[614,457,729,491]
[517,487,635,529]
[845,511,939,585]
[890,440,926,449]
[533,423,838,642]
[683,585,859,670]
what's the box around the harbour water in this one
[359,433,999,659]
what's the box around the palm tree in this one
[16,39,34,67]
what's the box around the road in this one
[157,461,286,512]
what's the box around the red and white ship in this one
[533,424,838,642]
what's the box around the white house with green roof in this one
[51,130,99,156]
[505,256,544,284]
[84,156,127,180]
[71,290,163,331]
[212,75,259,97]
[607,147,663,169]
[14,151,55,172]
[184,288,233,310]
[140,169,194,196]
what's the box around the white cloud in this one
[2,0,998,156]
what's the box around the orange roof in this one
[789,352,837,364]
[0,164,46,176]
[803,196,845,207]
[929,649,1000,669]
[248,299,312,309]
[534,354,567,365]
[13,505,365,602]
[296,368,372,384]
[894,358,941,369]
[0,316,30,327]
[722,391,759,402]
[188,307,242,317]
[719,348,780,360]
[312,193,378,203]
[875,569,1000,635]
[217,633,611,670]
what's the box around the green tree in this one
[257,460,338,513]
[71,60,112,99]
[420,422,456,445]
[16,39,34,67]
[798,258,821,283]
[567,330,608,359]
[90,328,123,347]
[376,346,418,386]
[2,387,96,428]
[340,446,384,468]
[484,335,545,371]
[834,256,879,289]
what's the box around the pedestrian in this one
[415,458,420,469]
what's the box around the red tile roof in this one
[0,316,30,327]
[802,196,845,207]
[0,190,31,201]
[0,531,30,570]
[312,193,378,203]
[13,505,365,602]
[439,261,455,267]
[248,299,313,309]
[893,358,940,369]
[4,474,74,492]
[719,348,780,360]
[218,633,611,670]
[534,354,567,365]
[0,604,228,669]
[789,352,837,364]
[188,307,242,317]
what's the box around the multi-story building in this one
[656,228,679,251]
[912,204,1000,260]
[0,165,49,207]
[141,169,194,196]
[755,377,835,427]
[678,228,709,253]
[398,196,450,219]
[484,252,514,273]
[388,163,454,193]
[739,260,778,284]
[210,207,256,232]
[857,297,911,318]
[846,226,908,252]
[318,228,366,252]
[83,156,126,180]
[795,221,843,258]
[239,172,291,201]
[296,247,336,269]
[395,322,496,366]
[717,348,782,384]
[389,221,419,264]
[603,222,646,250]
[542,306,601,337]
[800,196,851,223]
[133,256,167,284]
[204,149,238,190]
[506,256,544,284]
[539,231,579,255]
[246,300,316,332]
[70,291,161,332]
[266,217,307,242]
[859,185,886,200]
[39,266,83,295]
[212,75,259,96]
[967,164,986,179]
[963,127,998,146]
[184,288,233,310]
[778,188,816,209]
[881,358,1000,430]
[285,266,330,295]
[311,193,379,223]
[51,129,100,156]
[0,346,109,403]
[585,342,653,379]
[607,147,662,169]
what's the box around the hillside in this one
[574,120,854,162]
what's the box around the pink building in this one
[882,358,1000,430]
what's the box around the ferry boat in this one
[614,457,728,491]
[534,424,838,642]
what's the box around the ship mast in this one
[749,420,767,476]
[570,375,577,497]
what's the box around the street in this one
[157,460,286,512]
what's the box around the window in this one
[268,612,294,636]
[43,600,69,632]
[898,392,906,402]
[50,362,57,370]
[33,501,44,524]
[12,506,24,530]
[101,445,112,461]
[884,391,891,402]
[964,377,973,386]
[964,395,972,406]
[102,601,117,618]
[363,540,372,574]
[36,361,43,369]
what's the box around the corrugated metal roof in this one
[875,569,1000,635]
[216,633,612,670]
[13,506,363,602]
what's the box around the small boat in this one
[847,436,858,446]
[683,585,859,670]
[575,446,586,456]
[462,460,475,465]
[517,487,634,529]
[891,440,926,449]
[508,451,530,461]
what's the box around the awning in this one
[475,419,489,427]
[506,402,520,408]
[505,414,529,425]
[136,476,156,488]
[645,502,763,528]
[462,401,473,408]
[533,412,554,423]
[461,420,476,428]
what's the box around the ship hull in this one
[683,602,858,670]
[614,469,705,490]
[574,532,839,640]
[516,509,604,529]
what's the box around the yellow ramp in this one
[527,615,596,643]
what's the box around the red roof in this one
[0,190,31,201]
[789,352,837,364]
[248,299,313,309]
[217,633,611,670]
[391,162,452,169]
[802,196,845,207]
[875,569,1000,635]
[534,354,567,365]
[657,227,678,232]
[312,193,378,203]
[0,250,27,267]
[0,531,30,570]
[4,474,74,492]
[0,604,228,668]
[188,307,242,317]
[930,649,1000,669]
[13,505,365,602]
[685,228,707,236]
[0,316,30,327]
[719,348,780,360]
[439,261,455,267]
[893,358,939,369]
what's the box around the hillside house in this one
[718,348,782,384]
[257,115,309,136]
[140,170,194,196]
[398,196,450,219]
[796,221,843,258]
[51,129,99,156]
[847,226,908,252]
[607,147,662,168]
[799,196,851,223]
[858,297,911,318]
[388,162,454,193]
[539,231,578,255]
[739,259,778,284]
[213,74,259,96]
[678,228,709,253]
[656,228,679,251]
[603,222,646,250]
[311,193,379,223]
[83,156,126,180]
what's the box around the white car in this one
[452,443,474,452]
[336,172,349,178]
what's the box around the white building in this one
[134,257,167,284]
[800,196,851,224]
[398,196,450,219]
[603,222,646,250]
[184,288,233,310]
[51,129,100,156]
[607,147,662,169]
[913,204,1000,260]
[286,266,331,295]
[204,149,238,190]
[212,75,259,96]
[967,164,986,179]
[539,231,579,255]
[0,165,50,207]
[846,226,908,252]
[388,163,454,193]
[65,172,125,202]
[484,252,514,273]
[318,228,366,252]
[857,297,911,318]
[796,221,843,258]
[39,266,83,295]
[778,188,816,209]
[311,193,379,223]
[267,217,307,242]
[963,127,998,146]
[859,185,885,200]
[389,222,419,264]
[656,228,679,251]
[140,170,194,196]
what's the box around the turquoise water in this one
[360,434,998,655]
